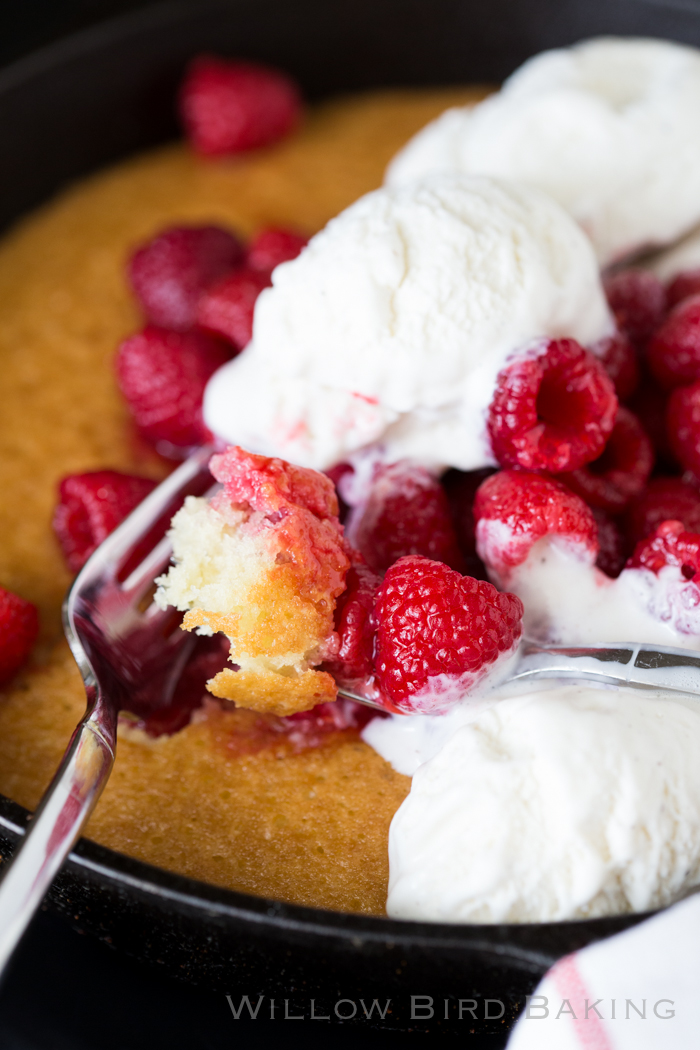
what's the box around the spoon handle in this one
[0,690,117,977]
[510,641,700,697]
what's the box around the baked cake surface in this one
[0,86,489,913]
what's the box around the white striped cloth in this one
[507,894,700,1049]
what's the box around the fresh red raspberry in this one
[558,407,653,513]
[487,339,618,474]
[473,469,598,574]
[626,520,700,637]
[595,330,639,402]
[53,470,157,572]
[668,380,700,476]
[667,269,700,310]
[247,227,308,273]
[347,460,464,575]
[324,462,353,522]
[215,697,376,755]
[0,587,39,686]
[282,699,377,751]
[591,508,628,578]
[116,326,231,450]
[374,556,523,714]
[128,225,244,331]
[627,519,700,581]
[197,268,271,351]
[442,467,496,580]
[603,269,667,349]
[323,555,380,685]
[179,55,302,157]
[647,295,700,390]
[625,477,700,548]
[324,462,353,491]
[127,634,230,737]
[627,376,675,469]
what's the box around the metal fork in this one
[2,446,700,976]
[0,445,215,974]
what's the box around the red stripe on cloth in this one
[550,954,614,1050]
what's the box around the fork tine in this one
[120,477,221,600]
[120,535,174,597]
[73,445,214,591]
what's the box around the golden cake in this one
[0,85,488,915]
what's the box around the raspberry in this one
[626,520,700,637]
[325,462,353,490]
[668,380,700,476]
[127,634,230,737]
[179,55,302,157]
[647,295,700,389]
[346,460,464,574]
[53,470,157,572]
[473,469,598,574]
[442,467,496,580]
[116,326,231,450]
[592,508,628,578]
[487,339,618,474]
[197,268,271,351]
[0,587,39,686]
[128,225,244,331]
[595,330,639,402]
[282,699,376,751]
[374,556,523,714]
[627,376,676,469]
[667,269,700,310]
[247,227,308,273]
[603,269,667,349]
[199,697,375,756]
[324,462,353,522]
[323,555,380,685]
[625,477,700,548]
[558,407,653,513]
[627,519,700,580]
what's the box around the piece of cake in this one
[156,445,351,716]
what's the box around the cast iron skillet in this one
[1,0,699,1033]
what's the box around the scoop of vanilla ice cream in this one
[477,534,700,650]
[386,38,700,267]
[387,685,700,923]
[648,222,700,283]
[204,175,612,473]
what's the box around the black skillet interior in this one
[1,0,699,1034]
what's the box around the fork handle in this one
[0,691,116,976]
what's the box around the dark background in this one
[3,909,514,1049]
[0,0,151,68]
[0,1,509,1047]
